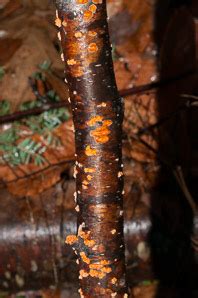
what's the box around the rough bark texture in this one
[54,1,128,297]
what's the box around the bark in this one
[53,1,128,297]
[0,183,197,293]
[0,184,151,292]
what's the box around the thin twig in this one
[0,70,195,125]
[0,159,74,185]
[137,99,198,136]
[173,166,197,214]
[0,101,69,125]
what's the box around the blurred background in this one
[0,0,198,297]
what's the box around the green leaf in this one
[0,292,9,298]
[141,280,153,286]
[0,100,10,116]
[39,60,51,71]
[32,71,45,81]
[19,100,42,111]
[47,90,60,102]
[34,155,46,166]
[0,67,5,80]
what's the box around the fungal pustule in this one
[85,145,97,156]
[88,42,98,53]
[67,59,77,65]
[84,167,96,173]
[89,4,97,14]
[97,102,107,107]
[62,20,67,27]
[75,31,83,38]
[83,10,93,22]
[65,234,78,245]
[111,229,116,235]
[111,277,117,284]
[79,269,89,279]
[55,17,61,28]
[77,0,88,3]
[92,0,103,3]
[80,252,90,264]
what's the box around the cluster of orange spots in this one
[89,269,106,279]
[82,179,89,189]
[78,259,112,280]
[84,167,96,173]
[82,175,93,189]
[88,42,98,53]
[80,252,91,264]
[85,145,97,156]
[67,59,77,65]
[79,269,89,279]
[65,234,78,245]
[89,260,112,279]
[111,277,117,285]
[75,31,83,38]
[84,238,96,248]
[83,0,100,22]
[87,115,112,143]
[79,230,96,248]
[87,115,103,126]
[90,119,112,143]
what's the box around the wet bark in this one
[53,1,128,297]
[0,184,151,293]
[1,183,198,293]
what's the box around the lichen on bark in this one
[54,0,128,296]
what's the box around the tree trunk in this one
[54,1,128,297]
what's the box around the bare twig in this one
[0,70,195,125]
[173,166,197,215]
[0,159,74,185]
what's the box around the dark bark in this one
[53,1,128,297]
[1,183,198,293]
[0,184,151,293]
